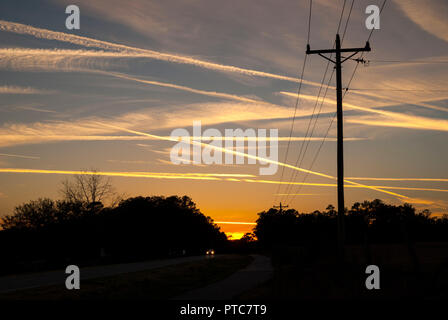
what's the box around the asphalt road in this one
[0,255,208,294]
[174,254,273,300]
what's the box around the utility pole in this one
[306,34,371,261]
[274,202,289,212]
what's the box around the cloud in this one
[0,153,40,160]
[104,71,263,104]
[0,20,323,87]
[214,221,256,225]
[280,92,448,132]
[50,0,316,71]
[346,177,448,182]
[346,116,448,132]
[0,85,51,94]
[342,58,448,113]
[244,179,446,206]
[107,124,420,203]
[0,106,365,149]
[0,48,131,72]
[15,105,57,113]
[0,101,291,147]
[0,102,409,203]
[394,0,448,43]
[0,168,253,181]
[1,168,443,205]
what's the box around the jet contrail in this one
[281,92,448,132]
[274,193,322,196]
[367,186,448,193]
[214,221,257,225]
[270,183,448,193]
[346,177,448,182]
[0,168,254,180]
[281,91,448,115]
[0,153,40,159]
[0,85,48,94]
[96,123,416,201]
[1,168,444,205]
[104,71,262,104]
[0,20,324,87]
[1,22,444,113]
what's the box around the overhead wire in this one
[280,0,348,205]
[286,0,389,207]
[285,0,356,206]
[273,0,313,205]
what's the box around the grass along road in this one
[0,254,253,300]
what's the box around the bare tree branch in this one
[60,170,116,205]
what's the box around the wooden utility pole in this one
[274,202,289,212]
[306,34,371,260]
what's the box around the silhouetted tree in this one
[60,171,117,205]
[254,208,299,246]
[105,195,227,258]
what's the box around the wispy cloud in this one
[346,117,448,132]
[0,168,255,181]
[280,92,448,132]
[346,177,448,182]
[104,71,263,104]
[394,0,448,43]
[1,167,443,206]
[102,123,417,202]
[0,48,153,72]
[0,153,40,160]
[0,20,323,87]
[214,221,256,225]
[0,85,51,94]
[274,193,323,196]
[0,93,367,148]
[15,105,56,113]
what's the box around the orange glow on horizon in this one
[225,232,246,240]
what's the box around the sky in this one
[0,0,447,239]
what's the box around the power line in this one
[281,59,333,205]
[341,0,355,43]
[307,0,313,45]
[368,59,448,64]
[284,0,354,206]
[274,0,313,205]
[281,0,348,205]
[285,71,335,206]
[274,54,308,204]
[347,88,447,92]
[346,0,388,93]
[287,0,388,208]
[336,0,347,34]
[366,0,388,42]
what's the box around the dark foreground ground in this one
[239,242,448,300]
[0,254,252,300]
[1,242,448,301]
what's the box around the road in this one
[0,255,208,294]
[174,254,273,300]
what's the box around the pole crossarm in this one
[273,203,289,212]
[306,42,370,56]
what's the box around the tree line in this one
[253,199,448,248]
[2,172,447,275]
[0,173,227,275]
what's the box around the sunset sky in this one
[0,0,447,239]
